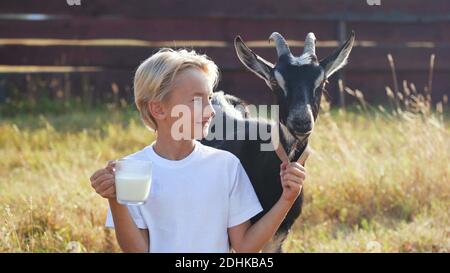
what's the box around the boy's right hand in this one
[90,160,116,199]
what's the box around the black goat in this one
[201,31,355,252]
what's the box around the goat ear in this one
[235,36,274,84]
[320,31,355,78]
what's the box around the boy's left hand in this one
[280,162,306,203]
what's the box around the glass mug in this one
[114,159,152,205]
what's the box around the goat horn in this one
[303,32,316,55]
[269,32,291,57]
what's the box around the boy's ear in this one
[148,101,166,120]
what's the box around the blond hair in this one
[134,48,219,131]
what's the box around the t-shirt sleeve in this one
[105,204,148,229]
[228,161,263,228]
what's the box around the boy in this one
[89,48,306,253]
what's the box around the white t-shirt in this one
[105,139,263,253]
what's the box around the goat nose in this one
[293,122,313,134]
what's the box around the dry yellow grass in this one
[285,107,450,252]
[0,96,449,252]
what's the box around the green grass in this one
[0,104,449,252]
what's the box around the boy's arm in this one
[228,162,305,253]
[108,198,149,253]
[228,198,294,253]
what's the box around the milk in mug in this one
[115,175,151,205]
[114,159,152,205]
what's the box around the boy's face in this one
[155,68,215,140]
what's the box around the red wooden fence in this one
[0,0,449,107]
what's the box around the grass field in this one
[0,99,449,252]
